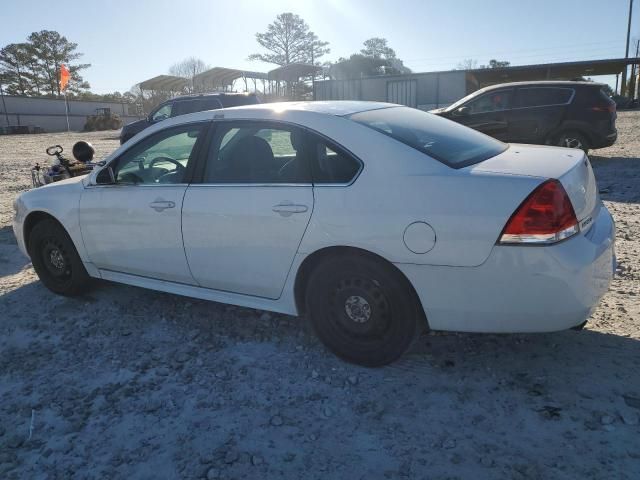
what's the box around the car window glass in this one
[204,124,310,183]
[172,100,201,116]
[200,98,223,110]
[467,90,513,114]
[151,103,172,122]
[349,106,507,168]
[310,141,361,184]
[114,124,203,185]
[517,88,573,108]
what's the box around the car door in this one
[79,122,207,284]
[508,87,574,143]
[181,121,314,299]
[452,89,514,141]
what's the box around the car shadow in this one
[590,154,640,204]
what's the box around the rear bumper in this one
[397,204,615,333]
[590,130,617,149]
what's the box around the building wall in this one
[314,71,467,110]
[0,95,143,132]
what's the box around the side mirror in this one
[455,106,470,116]
[95,166,115,185]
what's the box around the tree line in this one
[0,30,90,97]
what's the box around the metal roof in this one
[193,67,268,87]
[268,63,323,82]
[468,58,640,85]
[138,75,189,91]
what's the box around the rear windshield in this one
[348,106,507,168]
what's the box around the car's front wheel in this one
[29,218,91,296]
[305,253,422,367]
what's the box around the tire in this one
[556,131,589,153]
[305,254,422,367]
[28,219,91,296]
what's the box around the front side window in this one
[113,124,204,184]
[204,123,311,183]
[517,88,573,108]
[349,106,508,168]
[151,103,172,122]
[467,90,513,114]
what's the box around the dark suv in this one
[432,81,616,151]
[120,92,260,144]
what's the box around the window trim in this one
[190,119,364,187]
[89,120,210,188]
[512,87,575,110]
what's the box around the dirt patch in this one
[0,118,639,479]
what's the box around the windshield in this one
[348,106,508,168]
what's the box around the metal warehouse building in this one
[314,58,640,109]
[0,95,142,133]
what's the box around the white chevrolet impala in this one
[13,101,615,366]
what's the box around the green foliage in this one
[361,38,396,60]
[248,13,330,66]
[487,59,511,68]
[0,30,90,97]
[329,38,409,79]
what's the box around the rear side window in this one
[309,140,361,184]
[219,95,259,107]
[516,88,573,108]
[349,106,507,168]
[172,100,201,116]
[199,98,223,110]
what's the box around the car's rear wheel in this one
[29,219,91,296]
[556,131,589,153]
[305,254,422,367]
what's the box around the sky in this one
[1,0,637,94]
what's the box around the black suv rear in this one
[432,81,617,151]
[120,92,260,144]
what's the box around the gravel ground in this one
[0,115,639,480]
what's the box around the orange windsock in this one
[59,64,70,91]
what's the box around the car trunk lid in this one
[469,143,598,224]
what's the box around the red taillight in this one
[499,179,579,245]
[591,104,616,113]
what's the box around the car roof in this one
[170,92,257,102]
[475,80,605,93]
[221,100,396,117]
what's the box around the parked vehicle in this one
[119,92,259,144]
[431,81,617,152]
[14,101,615,366]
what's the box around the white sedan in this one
[13,101,615,366]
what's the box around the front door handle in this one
[149,200,175,212]
[272,202,308,217]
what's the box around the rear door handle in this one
[272,202,308,217]
[149,200,175,212]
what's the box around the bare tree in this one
[456,58,478,70]
[169,57,209,92]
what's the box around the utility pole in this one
[621,0,634,96]
[0,79,10,127]
[631,39,640,100]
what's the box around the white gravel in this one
[0,116,639,479]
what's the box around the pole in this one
[621,0,633,96]
[64,91,70,132]
[0,80,10,127]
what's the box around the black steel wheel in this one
[305,253,422,366]
[29,218,91,296]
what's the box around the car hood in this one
[123,118,148,130]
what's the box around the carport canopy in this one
[193,67,268,87]
[469,57,640,86]
[268,63,323,82]
[138,75,189,92]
